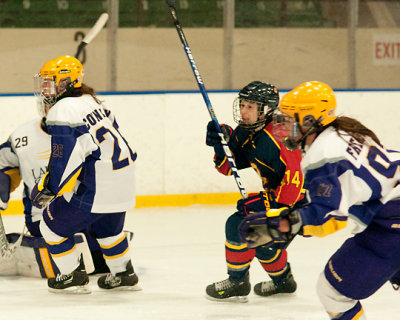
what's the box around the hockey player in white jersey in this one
[0,110,120,277]
[31,55,139,293]
[239,81,400,319]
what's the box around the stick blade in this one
[82,13,109,44]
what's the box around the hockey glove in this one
[236,192,270,216]
[266,207,302,235]
[31,172,56,209]
[206,121,233,146]
[206,121,233,158]
[238,207,302,248]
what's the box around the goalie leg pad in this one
[6,233,59,278]
[5,232,94,278]
[0,238,17,276]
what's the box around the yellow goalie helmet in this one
[279,81,336,128]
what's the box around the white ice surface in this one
[0,204,397,320]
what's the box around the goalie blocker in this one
[0,231,134,278]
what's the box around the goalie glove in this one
[31,172,56,209]
[238,207,302,248]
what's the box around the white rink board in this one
[0,90,399,198]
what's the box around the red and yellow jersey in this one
[264,123,304,206]
[213,122,304,207]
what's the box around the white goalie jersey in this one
[0,118,51,223]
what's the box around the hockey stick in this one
[166,0,247,199]
[75,13,109,60]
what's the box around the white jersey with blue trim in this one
[45,94,137,213]
[0,118,50,222]
[299,126,400,237]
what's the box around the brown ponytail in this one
[331,116,381,146]
[71,83,103,105]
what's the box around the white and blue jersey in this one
[298,126,400,237]
[0,118,50,226]
[45,94,137,213]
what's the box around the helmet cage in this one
[34,56,84,118]
[273,111,297,144]
[34,74,77,118]
[233,97,269,132]
[273,111,321,150]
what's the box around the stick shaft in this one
[166,1,247,199]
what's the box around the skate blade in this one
[48,285,92,294]
[99,284,143,292]
[205,295,248,303]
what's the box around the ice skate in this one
[254,270,297,297]
[206,272,250,303]
[48,257,90,294]
[97,260,140,291]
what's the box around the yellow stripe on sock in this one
[100,234,126,250]
[51,245,76,258]
[225,241,248,250]
[227,261,252,269]
[103,247,129,260]
[258,250,282,264]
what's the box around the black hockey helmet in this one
[233,81,280,131]
[239,81,279,109]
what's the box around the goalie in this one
[239,81,400,319]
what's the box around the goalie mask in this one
[233,81,279,132]
[34,56,84,117]
[275,81,337,150]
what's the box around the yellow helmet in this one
[39,55,84,88]
[279,81,336,127]
[34,56,84,117]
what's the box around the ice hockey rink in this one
[0,204,398,320]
